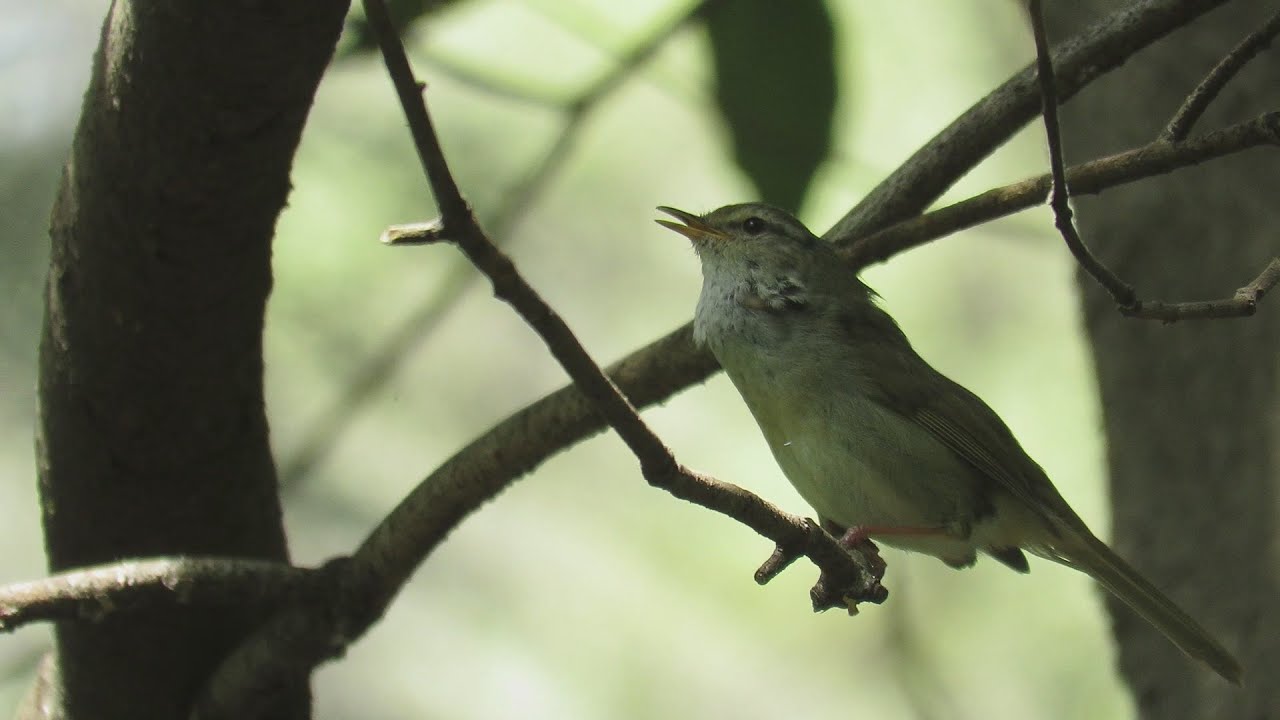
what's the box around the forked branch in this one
[1028,0,1280,321]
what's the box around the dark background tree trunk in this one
[1051,2,1280,716]
[37,2,349,717]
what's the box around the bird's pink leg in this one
[839,524,951,545]
[835,524,952,578]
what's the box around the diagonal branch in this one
[1162,8,1280,141]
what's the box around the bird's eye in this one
[742,216,765,235]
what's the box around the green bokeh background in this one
[2,1,1127,717]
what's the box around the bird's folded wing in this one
[837,304,1087,531]
[909,379,1088,534]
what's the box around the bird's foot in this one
[836,521,954,579]
[835,528,887,580]
[811,566,889,615]
[810,520,889,614]
[754,519,888,613]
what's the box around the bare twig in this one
[1119,258,1280,321]
[1162,8,1280,141]
[380,219,444,245]
[0,558,314,633]
[1030,0,1280,321]
[1029,0,1139,307]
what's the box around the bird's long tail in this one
[1060,532,1242,685]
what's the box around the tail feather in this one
[1059,533,1242,685]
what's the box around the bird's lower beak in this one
[655,206,727,244]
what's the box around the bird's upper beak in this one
[655,206,727,244]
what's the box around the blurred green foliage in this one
[2,1,1129,718]
[706,0,837,212]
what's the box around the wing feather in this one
[839,305,1087,532]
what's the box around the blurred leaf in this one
[339,0,464,59]
[706,0,838,212]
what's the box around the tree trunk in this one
[37,1,348,717]
[1051,2,1280,716]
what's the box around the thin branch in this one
[1162,8,1280,141]
[0,558,314,633]
[1119,258,1280,321]
[1029,0,1138,306]
[846,112,1280,268]
[1031,0,1280,321]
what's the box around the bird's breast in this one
[718,349,985,537]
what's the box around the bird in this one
[655,201,1242,684]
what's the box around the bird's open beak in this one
[655,206,727,244]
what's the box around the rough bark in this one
[1050,2,1280,716]
[37,1,349,717]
